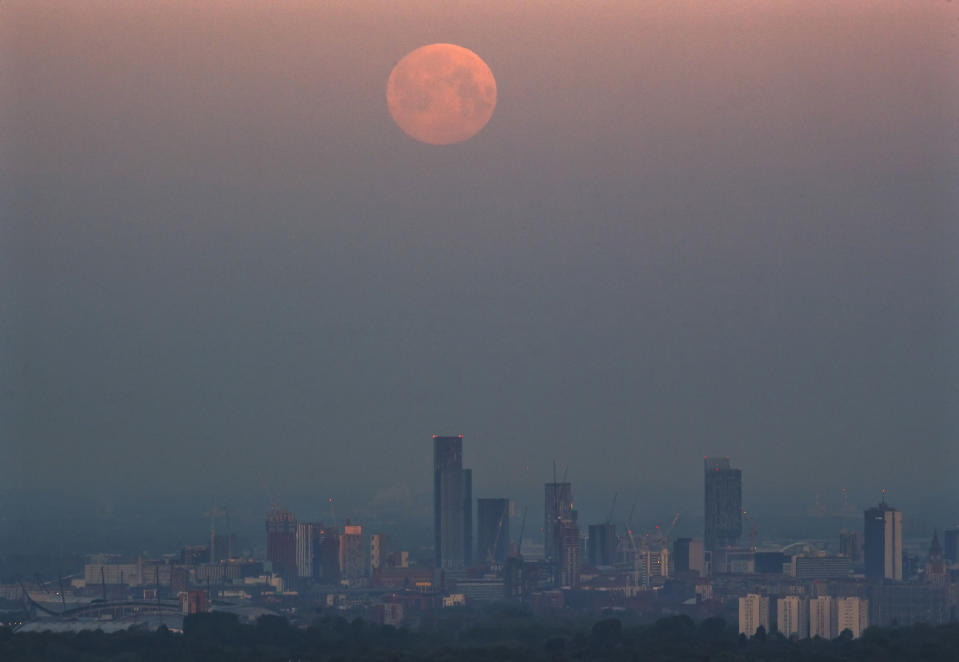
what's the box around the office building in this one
[754,551,788,574]
[556,519,580,587]
[434,435,467,569]
[587,523,616,567]
[477,498,510,564]
[313,525,340,583]
[266,507,297,579]
[339,524,364,582]
[738,594,770,636]
[864,501,902,581]
[870,583,952,626]
[639,548,669,585]
[836,597,869,639]
[673,537,706,576]
[777,596,809,639]
[370,533,386,576]
[839,529,862,565]
[943,528,959,565]
[296,523,318,579]
[794,555,852,579]
[809,596,836,640]
[704,457,742,553]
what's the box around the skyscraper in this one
[434,435,468,569]
[339,524,364,582]
[704,457,742,553]
[864,500,902,581]
[477,498,510,564]
[943,528,959,565]
[587,523,616,567]
[296,522,318,579]
[266,507,297,580]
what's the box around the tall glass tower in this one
[704,457,742,553]
[434,435,470,569]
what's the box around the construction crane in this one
[487,503,508,564]
[606,492,618,525]
[513,506,528,557]
[653,512,681,550]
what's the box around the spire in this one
[929,530,943,561]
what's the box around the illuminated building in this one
[370,533,387,575]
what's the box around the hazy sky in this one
[2,1,958,515]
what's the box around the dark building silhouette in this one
[315,526,340,583]
[544,481,573,564]
[587,523,616,567]
[477,498,510,564]
[463,468,473,566]
[943,528,959,565]
[840,529,862,565]
[864,500,902,581]
[434,435,468,569]
[266,507,297,580]
[703,457,742,553]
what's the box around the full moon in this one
[386,43,497,145]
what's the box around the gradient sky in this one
[2,1,958,517]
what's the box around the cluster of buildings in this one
[5,442,958,636]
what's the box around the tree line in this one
[1,606,958,661]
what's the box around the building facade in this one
[370,533,386,576]
[836,597,869,638]
[587,523,616,567]
[704,457,742,553]
[809,595,836,640]
[339,524,364,582]
[266,507,297,579]
[296,522,317,579]
[777,596,809,639]
[864,501,902,581]
[738,593,770,636]
[434,435,466,569]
